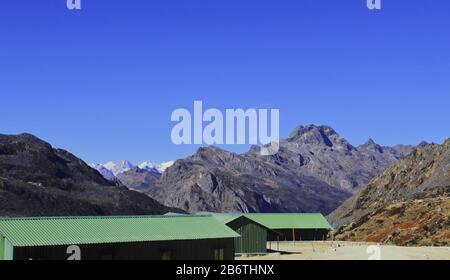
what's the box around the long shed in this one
[245,213,333,241]
[0,215,239,260]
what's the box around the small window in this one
[161,250,173,260]
[214,248,225,260]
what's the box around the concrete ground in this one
[237,241,450,260]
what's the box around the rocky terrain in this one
[89,163,115,180]
[249,125,416,192]
[90,160,174,192]
[147,125,417,213]
[116,167,161,192]
[0,133,179,216]
[333,194,449,246]
[148,146,351,214]
[330,139,450,246]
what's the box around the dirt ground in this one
[237,241,450,260]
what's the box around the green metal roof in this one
[0,215,239,247]
[163,212,188,216]
[209,213,241,224]
[244,213,333,230]
[196,212,328,230]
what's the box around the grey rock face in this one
[148,146,351,214]
[0,133,179,216]
[116,167,161,192]
[147,125,417,214]
[328,139,450,228]
[249,125,414,193]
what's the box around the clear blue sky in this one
[1,0,449,164]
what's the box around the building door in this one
[214,248,225,260]
[161,250,173,260]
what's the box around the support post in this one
[292,228,295,246]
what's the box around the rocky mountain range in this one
[329,139,450,246]
[90,160,174,192]
[89,163,115,180]
[249,125,418,192]
[116,167,162,192]
[138,161,175,173]
[146,125,420,214]
[1,125,432,220]
[0,133,180,217]
[148,145,351,214]
[90,160,174,181]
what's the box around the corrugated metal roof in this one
[196,212,329,230]
[244,213,333,230]
[163,212,188,216]
[0,215,239,247]
[209,213,241,224]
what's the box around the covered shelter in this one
[0,215,239,260]
[245,213,333,241]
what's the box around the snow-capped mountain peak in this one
[89,163,115,180]
[92,160,135,177]
[138,160,174,173]
[103,161,116,170]
[156,161,175,173]
[138,161,157,170]
[90,160,174,180]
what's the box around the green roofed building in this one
[208,213,270,255]
[0,215,239,260]
[244,213,333,241]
